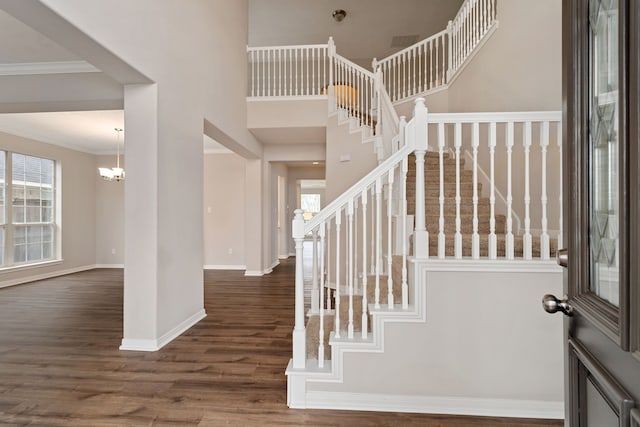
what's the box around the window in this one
[0,151,57,268]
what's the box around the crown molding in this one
[0,60,100,76]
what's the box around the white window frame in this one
[0,150,61,271]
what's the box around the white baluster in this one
[354,201,359,295]
[375,177,382,309]
[250,50,255,97]
[326,220,332,310]
[305,48,310,96]
[361,188,369,339]
[311,230,319,314]
[292,209,306,368]
[318,222,326,368]
[279,49,283,97]
[446,21,453,82]
[272,49,277,97]
[267,49,272,96]
[370,186,375,275]
[294,48,298,96]
[347,200,354,338]
[430,39,435,89]
[334,209,341,338]
[387,169,395,308]
[423,42,428,93]
[438,122,446,259]
[472,121,480,259]
[401,156,409,309]
[261,50,265,97]
[435,37,440,88]
[540,121,550,260]
[557,122,563,250]
[488,122,497,259]
[523,121,533,260]
[412,48,417,97]
[506,122,515,259]
[413,98,429,258]
[454,122,463,259]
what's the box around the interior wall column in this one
[121,83,159,350]
[245,159,264,275]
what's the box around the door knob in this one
[542,294,574,316]
[557,248,568,268]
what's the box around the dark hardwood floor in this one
[0,261,563,426]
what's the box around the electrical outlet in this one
[228,248,233,254]
[111,248,116,255]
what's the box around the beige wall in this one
[447,0,561,112]
[95,155,125,266]
[203,153,246,268]
[325,114,378,202]
[0,131,96,287]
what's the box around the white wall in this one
[203,153,247,269]
[0,131,96,287]
[308,265,565,418]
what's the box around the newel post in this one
[292,209,306,368]
[413,98,429,259]
[328,37,336,96]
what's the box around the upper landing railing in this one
[247,0,498,106]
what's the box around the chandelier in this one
[98,127,125,182]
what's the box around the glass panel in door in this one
[589,0,619,306]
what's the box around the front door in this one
[554,0,640,425]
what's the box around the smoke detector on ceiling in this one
[332,9,347,22]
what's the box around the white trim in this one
[278,254,290,260]
[304,391,564,420]
[119,309,206,352]
[0,61,100,76]
[94,264,124,269]
[271,260,280,270]
[420,258,563,273]
[0,258,64,274]
[203,264,246,270]
[247,95,328,102]
[244,270,264,277]
[0,262,96,289]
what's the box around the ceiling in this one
[249,0,463,63]
[0,1,463,155]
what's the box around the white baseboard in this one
[278,254,290,260]
[244,270,264,277]
[305,391,564,420]
[0,264,97,289]
[270,260,280,270]
[120,308,206,352]
[203,265,246,270]
[94,264,124,269]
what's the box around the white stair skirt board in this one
[203,265,246,270]
[304,391,564,420]
[94,264,125,269]
[120,309,206,352]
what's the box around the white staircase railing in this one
[330,49,376,132]
[376,29,449,104]
[247,44,330,98]
[375,0,497,105]
[450,0,497,79]
[292,100,562,369]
